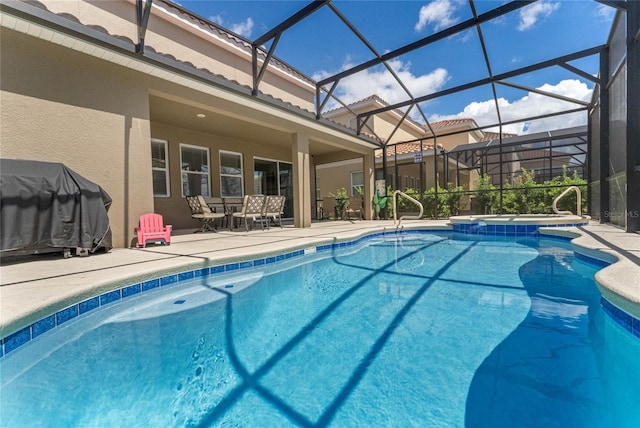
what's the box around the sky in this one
[176,0,616,135]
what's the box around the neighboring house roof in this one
[324,95,431,135]
[324,97,512,144]
[517,149,573,161]
[374,141,444,159]
[480,131,519,141]
[427,118,477,131]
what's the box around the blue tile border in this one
[0,227,634,358]
[601,297,640,338]
[451,222,589,237]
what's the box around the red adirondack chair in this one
[134,213,172,247]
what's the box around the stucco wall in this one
[0,28,154,248]
[150,122,292,230]
[40,0,315,112]
[316,159,363,199]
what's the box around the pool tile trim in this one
[0,227,633,358]
[451,222,589,236]
[601,297,640,338]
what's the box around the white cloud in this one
[209,15,223,26]
[315,59,450,111]
[429,79,592,134]
[415,0,460,32]
[209,15,254,38]
[518,1,560,31]
[230,17,254,38]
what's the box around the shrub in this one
[474,174,496,214]
[423,186,449,218]
[396,188,421,212]
[543,166,587,214]
[501,168,545,214]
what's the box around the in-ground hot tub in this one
[449,214,591,236]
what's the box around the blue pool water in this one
[1,233,639,427]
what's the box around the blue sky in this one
[177,1,616,134]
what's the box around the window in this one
[220,150,243,197]
[151,139,169,197]
[351,171,363,196]
[180,144,210,197]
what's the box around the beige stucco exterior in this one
[0,0,379,248]
[1,28,154,248]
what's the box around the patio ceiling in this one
[149,94,368,157]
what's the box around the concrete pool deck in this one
[1,220,638,340]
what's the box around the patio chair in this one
[204,197,227,229]
[134,213,172,247]
[262,195,286,229]
[186,195,225,233]
[346,196,363,220]
[232,194,266,232]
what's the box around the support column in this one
[363,151,375,220]
[292,133,311,228]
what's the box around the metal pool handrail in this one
[552,185,582,216]
[393,190,424,227]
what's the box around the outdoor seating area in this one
[187,195,287,233]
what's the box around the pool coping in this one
[1,220,638,357]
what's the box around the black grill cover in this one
[0,159,112,253]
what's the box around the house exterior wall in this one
[1,1,381,246]
[316,159,363,198]
[150,122,292,230]
[39,0,315,111]
[432,132,479,151]
[1,28,154,248]
[370,114,425,144]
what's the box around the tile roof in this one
[374,141,443,158]
[480,131,519,141]
[427,118,477,129]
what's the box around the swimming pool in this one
[1,232,639,427]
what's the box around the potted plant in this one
[329,187,350,220]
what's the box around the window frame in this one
[151,138,170,197]
[219,150,244,198]
[179,143,211,197]
[350,171,363,196]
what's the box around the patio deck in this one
[1,220,638,341]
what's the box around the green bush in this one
[501,169,545,214]
[543,166,587,214]
[474,174,496,214]
[443,183,465,216]
[396,188,421,212]
[477,166,587,215]
[420,184,466,218]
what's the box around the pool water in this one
[1,234,639,427]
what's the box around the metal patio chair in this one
[185,195,225,233]
[232,194,266,231]
[262,195,286,229]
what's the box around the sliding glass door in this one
[254,158,293,218]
